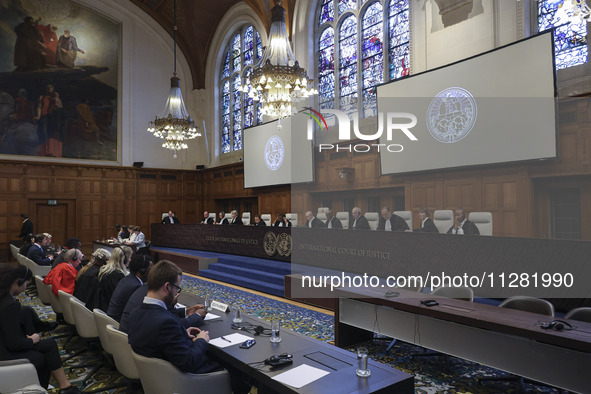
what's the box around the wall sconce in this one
[337,167,354,180]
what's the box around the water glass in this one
[204,295,212,311]
[270,319,281,343]
[356,347,371,377]
[232,305,243,323]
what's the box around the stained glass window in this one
[538,0,588,70]
[316,0,410,118]
[220,25,263,154]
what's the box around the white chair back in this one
[10,244,20,260]
[365,212,379,230]
[209,212,216,219]
[336,212,349,229]
[261,214,272,226]
[70,297,99,338]
[286,213,298,226]
[469,211,493,236]
[317,207,329,215]
[433,210,454,234]
[106,324,140,380]
[34,275,51,305]
[242,212,251,225]
[224,213,232,221]
[317,212,327,223]
[93,309,120,355]
[394,210,413,229]
[58,290,76,326]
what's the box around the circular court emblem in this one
[427,87,477,143]
[276,233,292,257]
[263,231,278,256]
[264,135,285,171]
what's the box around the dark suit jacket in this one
[253,220,267,226]
[217,218,229,225]
[415,218,439,233]
[26,244,51,266]
[201,217,214,225]
[272,219,291,227]
[128,303,217,374]
[18,220,33,241]
[162,216,180,224]
[350,215,370,230]
[305,217,325,228]
[73,264,100,306]
[326,217,343,229]
[107,274,143,322]
[377,214,409,232]
[447,220,480,235]
[229,217,244,225]
[97,270,125,312]
[120,284,202,331]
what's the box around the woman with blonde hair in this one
[74,248,111,308]
[96,246,130,311]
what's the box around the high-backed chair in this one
[317,207,329,215]
[565,307,591,323]
[365,212,379,230]
[224,213,232,221]
[25,256,51,277]
[468,212,493,236]
[433,210,454,234]
[132,350,232,394]
[106,325,140,382]
[286,213,298,226]
[58,290,77,327]
[241,212,251,225]
[161,212,168,221]
[317,212,327,223]
[10,244,20,261]
[209,212,216,220]
[0,359,47,393]
[431,286,474,302]
[35,275,52,305]
[261,214,272,226]
[93,311,128,391]
[394,210,413,229]
[336,212,349,229]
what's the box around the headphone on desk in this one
[540,319,574,331]
[18,266,29,286]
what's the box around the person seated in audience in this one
[125,226,146,248]
[162,210,179,224]
[273,213,291,227]
[252,214,266,226]
[305,211,325,228]
[0,264,81,393]
[127,260,251,394]
[216,211,229,225]
[325,209,343,229]
[377,207,409,232]
[407,207,439,233]
[447,208,480,235]
[229,209,243,225]
[42,233,56,254]
[96,246,129,312]
[27,234,54,266]
[350,207,370,230]
[107,254,153,321]
[200,211,214,224]
[51,238,81,268]
[43,248,83,295]
[19,233,35,256]
[73,248,111,308]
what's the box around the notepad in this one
[209,333,252,348]
[272,364,329,388]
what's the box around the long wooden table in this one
[178,293,413,394]
[335,287,591,393]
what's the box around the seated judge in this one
[305,211,325,228]
[216,211,229,225]
[127,260,250,393]
[27,234,54,266]
[447,208,480,235]
[252,214,266,226]
[43,248,83,296]
[377,207,409,232]
[162,210,179,224]
[407,207,438,233]
[200,211,214,224]
[107,254,153,322]
[325,209,343,229]
[229,209,243,225]
[273,213,291,227]
[350,207,370,230]
[125,226,146,248]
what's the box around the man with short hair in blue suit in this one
[27,234,54,266]
[107,254,153,321]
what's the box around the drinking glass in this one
[270,319,281,343]
[232,305,243,323]
[356,347,371,377]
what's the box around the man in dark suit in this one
[350,207,370,230]
[325,209,343,229]
[27,234,54,266]
[412,207,439,233]
[253,214,266,226]
[17,213,33,242]
[229,210,243,225]
[377,207,409,232]
[200,211,215,224]
[273,213,291,227]
[216,211,229,225]
[107,254,153,322]
[162,211,179,224]
[305,211,325,228]
[447,208,480,235]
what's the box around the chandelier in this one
[241,0,318,119]
[147,0,201,158]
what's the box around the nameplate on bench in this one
[211,300,229,312]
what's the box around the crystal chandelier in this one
[241,0,318,119]
[147,0,201,158]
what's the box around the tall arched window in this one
[220,25,263,154]
[538,0,588,70]
[316,0,410,117]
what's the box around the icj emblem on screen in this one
[264,135,285,171]
[427,87,477,143]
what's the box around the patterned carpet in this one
[20,275,561,393]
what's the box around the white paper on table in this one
[204,313,221,321]
[175,303,186,309]
[209,333,252,348]
[271,364,330,388]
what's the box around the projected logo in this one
[264,135,285,171]
[427,88,477,143]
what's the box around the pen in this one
[221,336,231,343]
